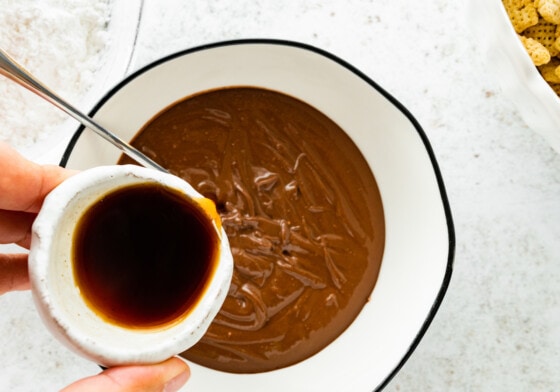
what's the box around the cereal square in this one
[536,0,560,24]
[520,35,552,65]
[524,20,559,56]
[503,0,540,32]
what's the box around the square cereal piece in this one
[553,24,560,51]
[503,0,540,32]
[536,0,560,25]
[538,59,560,82]
[519,35,552,65]
[524,19,559,56]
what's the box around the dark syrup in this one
[73,183,218,329]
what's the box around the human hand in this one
[60,359,190,392]
[0,141,74,294]
[0,142,190,392]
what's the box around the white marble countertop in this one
[1,0,559,390]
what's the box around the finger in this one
[0,254,29,295]
[0,141,75,213]
[60,357,190,392]
[0,210,36,248]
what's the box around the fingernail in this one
[163,369,190,392]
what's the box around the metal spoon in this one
[0,48,166,172]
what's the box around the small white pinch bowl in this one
[28,164,234,367]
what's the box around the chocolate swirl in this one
[121,87,385,373]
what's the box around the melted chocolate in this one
[119,87,385,373]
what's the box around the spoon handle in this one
[0,48,167,172]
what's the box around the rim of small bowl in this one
[29,164,233,367]
[60,38,455,391]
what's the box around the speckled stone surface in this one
[1,1,559,390]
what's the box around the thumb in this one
[60,357,190,392]
[0,254,30,295]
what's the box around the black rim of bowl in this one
[61,38,455,392]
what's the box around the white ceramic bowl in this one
[29,164,233,367]
[469,0,560,154]
[61,40,454,392]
